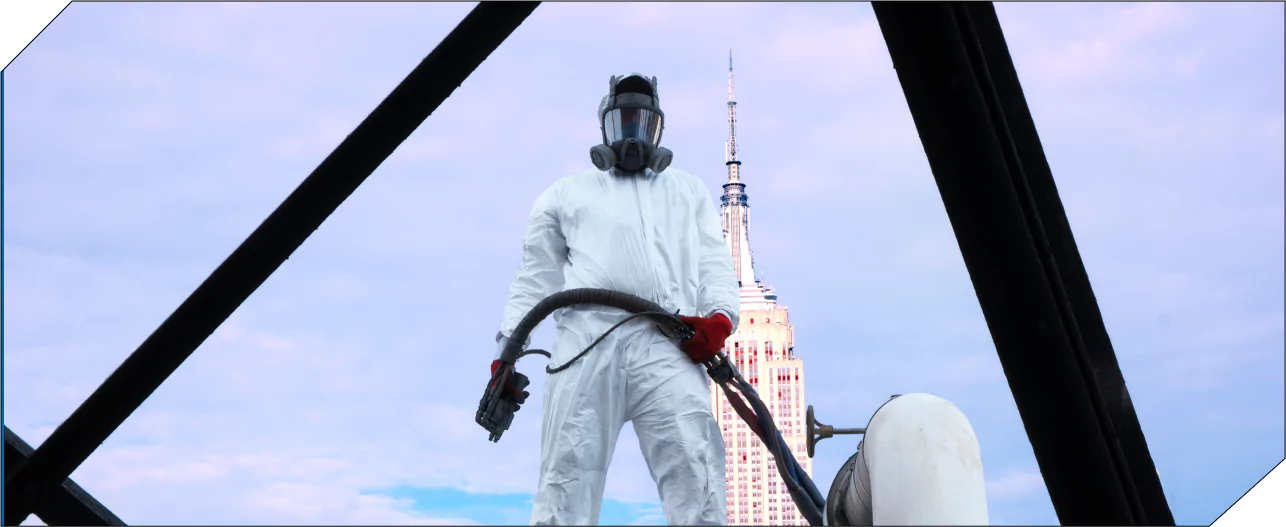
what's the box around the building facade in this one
[713,54,812,526]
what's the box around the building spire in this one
[727,50,739,171]
[720,51,757,288]
[729,50,735,101]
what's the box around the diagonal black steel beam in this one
[4,427,126,526]
[946,3,1148,523]
[3,3,541,524]
[871,1,1170,524]
[957,4,1175,524]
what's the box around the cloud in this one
[359,485,664,526]
[17,437,482,525]
[763,15,891,91]
[994,2,1207,87]
[987,467,1047,501]
[244,486,477,526]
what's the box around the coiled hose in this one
[475,288,826,525]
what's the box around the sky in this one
[2,1,1282,525]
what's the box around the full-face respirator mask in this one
[589,74,674,174]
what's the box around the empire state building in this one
[711,53,812,526]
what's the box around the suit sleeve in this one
[497,182,568,357]
[694,181,741,333]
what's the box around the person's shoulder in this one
[656,166,698,184]
[657,167,712,195]
[542,168,605,195]
[564,167,609,183]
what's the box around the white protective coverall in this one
[498,165,741,525]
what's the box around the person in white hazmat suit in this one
[490,73,740,526]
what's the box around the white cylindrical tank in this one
[829,393,989,526]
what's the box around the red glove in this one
[490,360,530,402]
[678,313,733,363]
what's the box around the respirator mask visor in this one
[603,105,663,148]
[602,94,665,173]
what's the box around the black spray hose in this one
[476,288,826,525]
[706,351,827,525]
[497,288,694,364]
[732,375,827,522]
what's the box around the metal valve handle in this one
[806,405,866,458]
